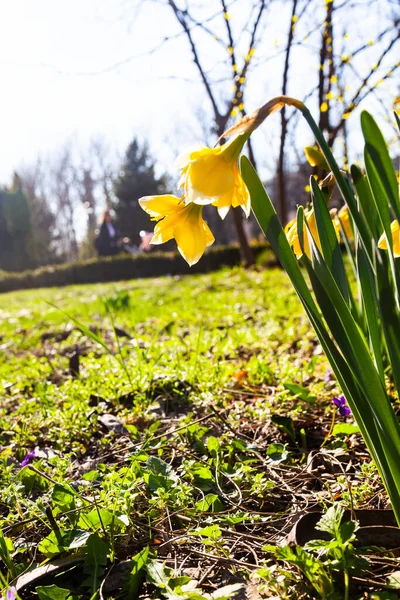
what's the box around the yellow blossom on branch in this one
[139,195,214,266]
[177,133,250,219]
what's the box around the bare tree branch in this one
[167,0,222,122]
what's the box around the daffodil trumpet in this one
[177,132,251,220]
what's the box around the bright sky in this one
[0,0,398,184]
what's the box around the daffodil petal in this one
[337,204,353,240]
[139,195,182,219]
[186,186,217,206]
[175,146,205,169]
[378,232,389,250]
[174,207,214,266]
[213,193,231,220]
[378,220,400,256]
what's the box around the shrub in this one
[0,243,273,293]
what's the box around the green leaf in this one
[364,145,400,306]
[194,494,224,513]
[147,473,173,492]
[242,154,400,524]
[395,111,400,134]
[305,234,400,516]
[38,529,91,558]
[386,571,400,589]
[271,415,296,442]
[82,534,109,593]
[375,255,400,394]
[37,531,66,558]
[191,465,214,490]
[36,585,73,600]
[303,538,332,553]
[297,104,373,265]
[211,583,243,599]
[274,544,336,597]
[266,443,288,462]
[124,546,149,599]
[315,505,343,536]
[190,525,221,539]
[332,423,360,437]
[78,508,123,532]
[356,241,385,382]
[311,176,350,304]
[147,456,173,477]
[52,484,77,513]
[146,560,173,588]
[351,165,379,240]
[0,528,15,576]
[207,436,220,456]
[340,519,357,543]
[81,470,100,482]
[361,111,400,222]
[283,382,315,402]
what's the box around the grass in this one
[0,266,396,599]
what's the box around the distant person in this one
[95,209,118,256]
[139,230,153,252]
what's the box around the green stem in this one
[344,568,350,600]
[320,407,336,449]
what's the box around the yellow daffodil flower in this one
[378,220,400,257]
[139,195,214,266]
[286,208,340,259]
[177,133,250,220]
[336,204,353,240]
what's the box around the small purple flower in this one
[6,586,17,600]
[324,369,333,383]
[333,395,351,417]
[21,450,36,467]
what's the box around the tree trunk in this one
[277,107,288,225]
[231,207,254,267]
[276,0,298,226]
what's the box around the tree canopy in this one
[113,139,169,246]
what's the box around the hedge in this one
[0,243,275,293]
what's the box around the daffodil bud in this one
[304,146,330,171]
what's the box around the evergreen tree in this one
[113,139,169,246]
[0,175,32,271]
[19,166,60,267]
